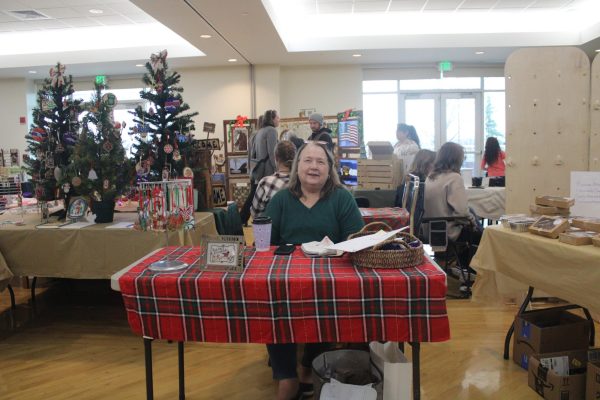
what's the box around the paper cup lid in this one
[253,216,271,224]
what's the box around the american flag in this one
[340,122,359,146]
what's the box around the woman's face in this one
[298,144,330,192]
[396,128,407,142]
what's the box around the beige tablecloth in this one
[0,251,13,293]
[0,212,216,279]
[471,225,600,314]
[466,187,505,220]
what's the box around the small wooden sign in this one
[203,122,216,133]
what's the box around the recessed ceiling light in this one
[135,64,144,67]
[352,54,362,57]
[88,9,104,14]
[228,58,237,62]
[28,70,37,74]
[200,34,212,39]
[475,51,485,55]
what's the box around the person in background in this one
[280,128,305,150]
[240,110,278,226]
[265,142,364,400]
[394,149,436,207]
[307,113,334,152]
[406,124,421,149]
[424,142,482,270]
[481,137,506,186]
[250,140,296,218]
[393,123,420,176]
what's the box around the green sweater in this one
[266,187,364,245]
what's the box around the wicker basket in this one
[348,222,424,269]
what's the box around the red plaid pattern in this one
[119,246,450,344]
[360,207,410,230]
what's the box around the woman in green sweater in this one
[265,141,364,400]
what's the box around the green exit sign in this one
[438,61,453,72]
[95,75,107,85]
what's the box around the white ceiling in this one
[0,0,599,79]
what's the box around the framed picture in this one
[228,155,248,176]
[67,196,89,221]
[223,119,258,156]
[200,234,245,273]
[212,185,227,207]
[229,181,250,208]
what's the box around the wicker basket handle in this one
[359,221,392,233]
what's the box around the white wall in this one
[280,65,362,117]
[0,78,29,156]
[254,65,280,118]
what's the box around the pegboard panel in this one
[505,47,590,213]
[590,54,600,171]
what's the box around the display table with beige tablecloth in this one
[0,212,216,279]
[471,225,600,314]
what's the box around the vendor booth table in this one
[471,225,598,358]
[113,246,450,400]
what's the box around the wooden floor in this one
[0,279,577,400]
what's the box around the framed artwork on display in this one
[229,181,250,208]
[67,197,89,221]
[200,234,245,273]
[223,119,258,156]
[212,185,227,207]
[228,155,248,176]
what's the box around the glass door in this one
[399,92,482,174]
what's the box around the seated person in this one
[394,149,436,207]
[265,141,364,400]
[250,140,296,218]
[424,142,482,269]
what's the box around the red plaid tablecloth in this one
[360,207,410,230]
[119,246,449,344]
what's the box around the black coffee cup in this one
[472,177,482,187]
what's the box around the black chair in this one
[354,197,370,208]
[401,174,425,237]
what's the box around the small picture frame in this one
[200,234,245,273]
[67,196,89,221]
[228,156,248,175]
[212,185,227,207]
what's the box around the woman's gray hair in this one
[288,142,341,199]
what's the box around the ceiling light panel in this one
[34,7,81,19]
[353,2,390,12]
[424,0,464,11]
[529,0,574,8]
[460,0,498,9]
[388,0,428,11]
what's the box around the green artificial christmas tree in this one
[24,62,82,201]
[130,49,198,181]
[67,82,129,221]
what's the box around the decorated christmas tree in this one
[67,82,129,211]
[130,50,198,181]
[24,62,82,201]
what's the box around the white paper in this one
[319,378,377,400]
[326,228,408,253]
[105,221,135,229]
[369,342,412,400]
[540,356,569,376]
[60,221,95,229]
[571,171,600,217]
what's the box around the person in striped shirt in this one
[250,140,296,218]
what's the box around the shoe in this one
[292,382,314,399]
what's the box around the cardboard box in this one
[571,218,600,233]
[528,349,588,400]
[558,229,597,246]
[535,195,575,208]
[593,235,600,248]
[528,216,570,239]
[513,308,591,370]
[586,360,600,400]
[367,141,394,160]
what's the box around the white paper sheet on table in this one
[105,221,135,229]
[326,228,406,253]
[60,221,95,229]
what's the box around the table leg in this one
[178,341,185,400]
[503,286,534,360]
[30,276,37,310]
[582,308,596,347]
[144,338,154,400]
[7,284,16,309]
[409,342,420,400]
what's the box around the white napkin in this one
[301,236,343,257]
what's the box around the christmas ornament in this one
[183,167,194,178]
[149,107,155,116]
[49,63,66,88]
[177,133,187,143]
[162,167,170,180]
[102,93,118,108]
[103,141,113,152]
[72,176,82,187]
[114,122,121,130]
[164,98,181,112]
[62,183,70,194]
[150,49,168,74]
[31,127,47,142]
[88,168,98,181]
[172,149,181,161]
[54,166,62,181]
[164,144,173,154]
[103,179,109,190]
